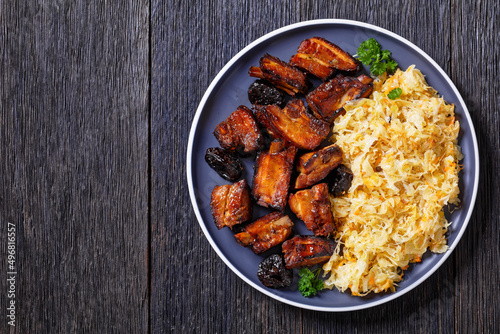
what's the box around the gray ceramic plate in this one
[187,19,479,311]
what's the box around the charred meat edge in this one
[252,144,297,211]
[210,179,252,230]
[289,183,336,237]
[282,235,336,269]
[249,54,309,96]
[294,144,343,189]
[234,211,294,254]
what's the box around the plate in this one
[186,19,479,311]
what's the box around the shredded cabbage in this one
[323,66,462,295]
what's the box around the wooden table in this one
[1,1,498,332]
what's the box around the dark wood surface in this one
[1,0,498,333]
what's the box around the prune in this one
[205,147,243,182]
[257,254,293,288]
[326,164,353,197]
[248,80,285,106]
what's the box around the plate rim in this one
[186,19,480,312]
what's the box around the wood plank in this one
[150,0,489,333]
[451,1,500,333]
[0,1,149,332]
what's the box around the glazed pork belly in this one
[289,37,361,81]
[294,144,343,189]
[306,74,373,123]
[249,54,310,96]
[252,141,297,211]
[289,183,335,236]
[254,99,330,150]
[210,179,252,230]
[234,211,294,254]
[213,105,263,155]
[282,235,336,269]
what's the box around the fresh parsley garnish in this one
[356,38,398,76]
[298,268,324,297]
[387,88,402,100]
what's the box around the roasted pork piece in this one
[210,179,252,230]
[205,147,243,182]
[294,144,343,189]
[249,54,310,96]
[248,80,285,106]
[254,99,330,150]
[289,183,335,236]
[282,235,336,269]
[306,74,373,123]
[213,105,263,155]
[234,211,294,254]
[289,37,361,80]
[326,164,354,197]
[252,143,297,211]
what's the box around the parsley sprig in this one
[298,268,324,297]
[356,38,398,76]
[387,88,402,100]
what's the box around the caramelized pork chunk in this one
[282,235,336,269]
[254,99,330,150]
[306,75,374,123]
[289,183,335,236]
[210,179,252,230]
[234,211,294,254]
[249,54,309,96]
[213,105,263,155]
[252,144,297,211]
[294,144,343,189]
[289,37,361,80]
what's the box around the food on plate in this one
[252,142,297,211]
[210,179,252,230]
[355,38,398,76]
[234,211,294,254]
[203,35,463,298]
[254,99,330,150]
[282,235,336,269]
[289,37,361,80]
[306,74,373,124]
[205,147,243,182]
[322,65,462,295]
[248,80,285,106]
[298,267,324,297]
[289,183,335,236]
[257,254,293,288]
[294,144,343,189]
[213,105,263,155]
[249,53,310,96]
[325,164,354,197]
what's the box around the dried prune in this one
[326,164,353,197]
[248,80,285,106]
[257,254,293,288]
[205,147,243,182]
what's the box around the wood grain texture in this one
[0,0,149,333]
[1,0,498,333]
[150,0,498,333]
[451,1,499,333]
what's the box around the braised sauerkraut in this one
[323,66,462,295]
